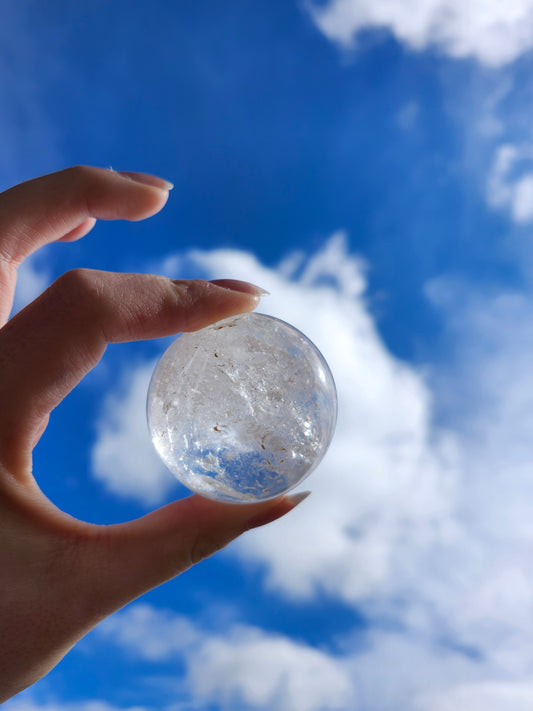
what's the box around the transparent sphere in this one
[147,312,337,503]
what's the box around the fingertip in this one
[243,491,312,531]
[67,165,171,222]
[117,170,174,192]
[126,183,171,222]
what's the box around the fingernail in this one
[210,279,270,297]
[245,491,311,531]
[287,490,312,507]
[118,170,174,191]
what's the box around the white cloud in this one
[97,604,200,661]
[91,360,177,505]
[185,237,457,606]
[92,604,533,711]
[346,630,485,711]
[11,255,50,315]
[487,143,533,223]
[186,626,354,711]
[422,281,533,671]
[306,0,533,67]
[92,236,456,605]
[90,236,533,709]
[416,682,533,711]
[96,604,355,711]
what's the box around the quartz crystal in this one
[147,312,337,503]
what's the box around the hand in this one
[0,166,303,701]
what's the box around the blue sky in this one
[5,1,533,709]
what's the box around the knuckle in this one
[169,279,212,330]
[62,166,109,213]
[55,267,100,298]
[169,279,195,308]
[188,524,240,568]
[45,268,111,358]
[172,279,208,296]
[64,164,99,184]
[51,268,104,314]
[189,534,220,567]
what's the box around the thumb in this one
[83,491,309,618]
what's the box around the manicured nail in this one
[118,170,174,191]
[210,279,270,297]
[245,491,311,531]
[286,490,311,507]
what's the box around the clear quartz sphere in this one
[147,312,337,503]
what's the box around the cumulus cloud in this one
[186,626,354,711]
[422,281,533,668]
[93,238,455,597]
[97,603,200,661]
[185,236,457,607]
[95,604,355,711]
[91,360,177,505]
[90,603,533,711]
[306,0,533,67]
[92,234,456,604]
[89,236,533,709]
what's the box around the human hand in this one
[0,166,304,701]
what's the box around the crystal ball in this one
[147,312,337,503]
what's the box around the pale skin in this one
[0,166,306,702]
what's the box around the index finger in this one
[0,165,172,323]
[0,272,264,479]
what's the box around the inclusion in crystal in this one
[147,312,337,503]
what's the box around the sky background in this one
[4,1,533,709]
